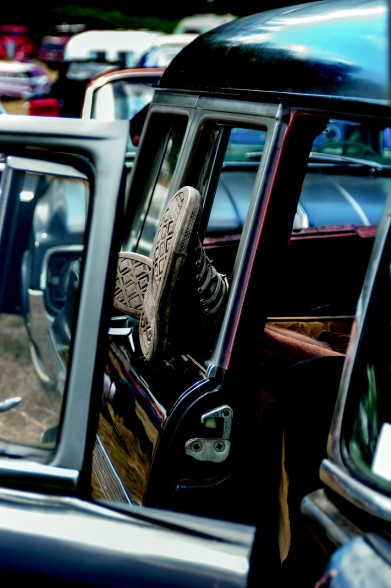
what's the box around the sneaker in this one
[113,252,152,318]
[139,186,202,361]
[139,186,229,362]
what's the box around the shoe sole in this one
[113,252,152,318]
[139,186,201,361]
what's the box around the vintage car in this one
[1,0,391,586]
[0,24,35,60]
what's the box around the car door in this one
[0,113,255,587]
[301,185,391,586]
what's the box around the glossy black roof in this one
[160,0,391,112]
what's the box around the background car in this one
[82,66,164,157]
[49,29,162,117]
[63,29,162,67]
[136,33,198,68]
[38,35,70,68]
[173,13,237,34]
[0,24,35,60]
[0,60,51,99]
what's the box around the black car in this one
[18,77,391,393]
[1,1,391,586]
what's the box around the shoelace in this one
[194,239,228,316]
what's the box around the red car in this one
[0,25,35,60]
[38,35,70,68]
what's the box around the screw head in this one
[190,440,202,453]
[213,440,226,452]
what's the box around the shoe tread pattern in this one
[113,252,152,318]
[140,187,201,361]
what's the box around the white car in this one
[0,60,51,99]
[63,29,162,68]
[136,33,198,68]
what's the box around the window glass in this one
[125,114,188,256]
[90,78,159,158]
[207,126,266,234]
[346,224,391,486]
[91,79,156,122]
[0,156,89,449]
[206,120,391,232]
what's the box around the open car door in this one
[0,113,255,587]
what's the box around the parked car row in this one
[0,22,225,108]
[0,60,52,100]
[1,1,391,586]
[48,30,197,117]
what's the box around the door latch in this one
[185,404,233,463]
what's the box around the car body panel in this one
[0,488,254,587]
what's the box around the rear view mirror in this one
[130,102,149,146]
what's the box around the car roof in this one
[63,29,161,62]
[161,0,391,115]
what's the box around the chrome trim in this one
[321,459,391,523]
[93,435,133,504]
[0,486,254,588]
[301,488,362,548]
[39,244,83,290]
[0,458,78,490]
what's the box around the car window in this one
[89,77,159,157]
[125,112,189,256]
[344,219,391,487]
[0,156,89,448]
[140,46,183,68]
[91,79,156,121]
[211,120,391,233]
